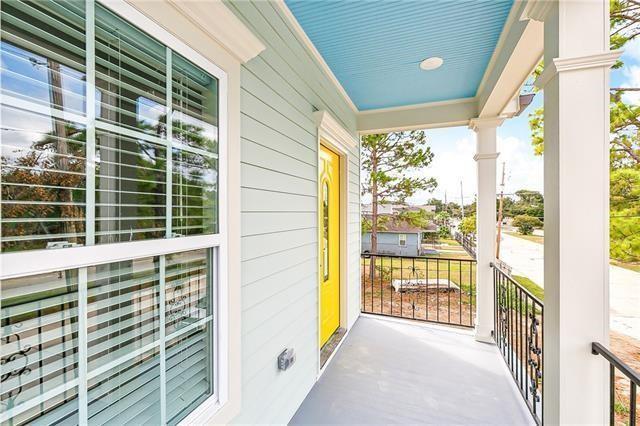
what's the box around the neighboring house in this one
[361,203,394,215]
[0,1,622,426]
[362,216,433,256]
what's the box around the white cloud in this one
[407,136,477,205]
[497,135,543,197]
[405,134,543,205]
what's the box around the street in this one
[499,232,640,341]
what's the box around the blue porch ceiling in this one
[285,0,514,111]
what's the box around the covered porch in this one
[292,316,533,425]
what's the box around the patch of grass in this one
[505,231,544,245]
[512,275,544,301]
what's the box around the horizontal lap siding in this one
[226,1,359,424]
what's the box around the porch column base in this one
[474,329,493,344]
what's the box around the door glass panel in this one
[322,180,329,282]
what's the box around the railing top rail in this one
[362,252,475,263]
[490,261,544,306]
[592,342,640,386]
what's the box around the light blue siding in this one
[362,232,421,256]
[225,1,359,423]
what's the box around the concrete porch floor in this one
[290,316,534,425]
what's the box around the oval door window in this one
[322,179,330,281]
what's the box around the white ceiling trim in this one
[476,0,521,98]
[274,0,359,113]
[165,0,265,63]
[358,96,476,116]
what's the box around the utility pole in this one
[444,191,447,214]
[496,162,506,259]
[460,181,465,219]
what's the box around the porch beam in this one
[356,98,477,135]
[537,0,621,423]
[476,1,543,118]
[469,116,503,342]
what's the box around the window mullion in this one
[159,255,168,425]
[85,0,96,246]
[78,266,89,425]
[166,47,173,239]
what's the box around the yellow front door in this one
[319,145,340,347]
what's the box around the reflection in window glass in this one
[95,130,167,243]
[0,106,87,252]
[0,249,214,425]
[164,248,213,424]
[1,269,80,424]
[87,256,161,425]
[172,152,217,236]
[172,52,218,153]
[0,0,86,115]
[95,4,166,137]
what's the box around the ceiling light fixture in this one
[420,57,443,71]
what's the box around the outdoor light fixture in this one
[420,56,443,71]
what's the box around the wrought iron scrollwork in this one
[528,313,542,402]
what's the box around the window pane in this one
[0,0,87,253]
[166,323,213,425]
[87,348,161,425]
[1,269,80,424]
[1,106,87,252]
[0,0,86,115]
[95,4,166,137]
[165,248,212,335]
[87,256,160,370]
[171,52,218,153]
[172,151,217,237]
[95,130,167,244]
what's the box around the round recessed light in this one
[420,57,444,71]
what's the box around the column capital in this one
[473,152,500,162]
[535,50,623,89]
[468,117,505,132]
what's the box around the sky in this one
[405,38,640,206]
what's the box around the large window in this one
[0,1,224,425]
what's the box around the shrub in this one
[513,215,542,235]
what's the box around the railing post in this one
[469,117,503,343]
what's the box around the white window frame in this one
[398,234,407,247]
[0,0,229,423]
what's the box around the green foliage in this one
[362,131,437,252]
[361,215,389,234]
[459,215,476,236]
[438,226,451,239]
[529,107,544,156]
[361,131,437,203]
[504,190,544,219]
[513,215,542,235]
[610,168,640,262]
[398,208,433,229]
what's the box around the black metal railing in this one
[361,253,476,328]
[592,342,640,426]
[492,262,543,425]
[454,232,476,258]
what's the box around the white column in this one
[532,0,621,423]
[469,117,503,343]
